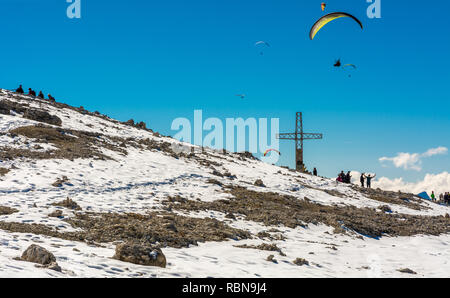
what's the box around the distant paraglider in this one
[343,64,357,77]
[321,2,326,11]
[309,12,363,40]
[236,94,246,99]
[263,149,281,157]
[343,64,357,69]
[255,41,270,55]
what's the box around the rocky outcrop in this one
[113,242,166,268]
[18,244,61,272]
[293,258,309,266]
[254,179,265,187]
[23,109,62,126]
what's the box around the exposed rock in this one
[379,205,393,213]
[266,254,277,263]
[254,179,265,187]
[113,242,166,268]
[136,121,147,129]
[0,206,18,215]
[19,245,61,271]
[206,178,223,187]
[52,197,81,211]
[293,258,309,266]
[23,109,62,126]
[48,210,63,218]
[52,176,70,187]
[234,243,285,256]
[398,268,417,275]
[0,167,10,176]
[225,212,236,220]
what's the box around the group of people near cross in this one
[335,171,376,188]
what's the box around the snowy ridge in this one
[0,89,449,278]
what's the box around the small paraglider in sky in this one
[343,64,357,69]
[263,149,281,157]
[334,59,341,67]
[255,41,270,55]
[321,2,326,11]
[236,94,246,99]
[309,12,363,40]
[343,64,357,77]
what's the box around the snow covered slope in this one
[0,89,449,278]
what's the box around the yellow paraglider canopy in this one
[309,12,363,40]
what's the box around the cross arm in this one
[277,133,323,140]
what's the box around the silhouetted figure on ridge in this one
[16,85,24,94]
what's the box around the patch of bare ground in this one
[65,212,251,248]
[300,180,427,211]
[0,167,10,176]
[52,176,71,187]
[357,187,427,211]
[51,198,81,210]
[234,243,286,256]
[164,186,450,239]
[4,124,127,161]
[0,99,61,126]
[0,206,18,215]
[0,211,251,248]
[293,258,309,266]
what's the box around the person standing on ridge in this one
[313,168,318,176]
[364,173,376,189]
[360,173,365,188]
[16,85,24,94]
[345,171,352,184]
[28,88,36,97]
[37,91,44,99]
[339,171,345,181]
[431,191,436,202]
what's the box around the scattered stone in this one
[379,205,393,213]
[0,206,18,215]
[398,268,417,275]
[266,255,277,263]
[48,210,63,218]
[19,244,61,271]
[0,167,10,177]
[225,212,236,220]
[206,178,223,187]
[52,176,70,187]
[52,197,81,211]
[113,242,166,268]
[293,258,309,266]
[212,170,224,177]
[254,179,265,187]
[234,243,285,256]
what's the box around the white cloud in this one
[379,146,448,171]
[373,172,450,197]
[350,171,450,197]
[422,146,448,157]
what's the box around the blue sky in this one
[0,0,449,182]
